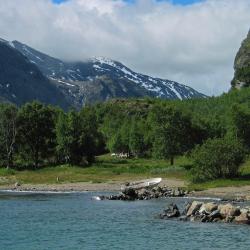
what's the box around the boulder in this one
[122,188,138,198]
[244,206,250,212]
[199,202,218,215]
[224,216,235,223]
[14,182,21,188]
[208,209,222,221]
[218,204,241,218]
[234,212,250,225]
[183,202,192,215]
[186,201,203,217]
[201,214,209,223]
[163,203,180,218]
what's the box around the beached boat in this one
[121,178,162,192]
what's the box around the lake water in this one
[0,191,250,250]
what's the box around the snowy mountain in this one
[1,39,206,109]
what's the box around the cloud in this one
[0,0,249,95]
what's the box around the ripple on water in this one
[0,192,249,250]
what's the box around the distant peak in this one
[92,56,117,67]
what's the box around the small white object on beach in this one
[92,196,101,201]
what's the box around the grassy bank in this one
[188,157,250,190]
[0,154,190,186]
[0,154,250,190]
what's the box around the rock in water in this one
[122,188,138,199]
[159,200,250,226]
[208,210,222,222]
[186,201,203,217]
[199,202,218,215]
[218,203,241,218]
[161,203,180,219]
[234,212,250,225]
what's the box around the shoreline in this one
[0,178,186,193]
[0,179,250,201]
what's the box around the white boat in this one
[121,178,162,192]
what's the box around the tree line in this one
[1,88,250,182]
[0,102,102,169]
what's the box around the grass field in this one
[0,154,250,190]
[0,154,190,186]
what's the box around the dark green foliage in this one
[129,118,147,157]
[230,104,250,149]
[0,84,250,181]
[79,107,103,163]
[149,105,194,165]
[232,67,250,87]
[106,118,130,155]
[17,102,57,168]
[56,107,101,165]
[55,110,76,164]
[191,137,246,182]
[0,104,18,168]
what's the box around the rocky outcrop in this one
[186,201,203,216]
[159,201,250,225]
[218,203,241,218]
[234,211,250,224]
[232,30,250,89]
[159,203,181,219]
[95,186,188,201]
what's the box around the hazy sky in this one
[0,0,249,96]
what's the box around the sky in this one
[53,0,204,4]
[0,0,249,96]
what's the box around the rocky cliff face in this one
[232,30,250,89]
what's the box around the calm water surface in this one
[0,191,249,250]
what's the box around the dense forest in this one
[0,88,250,182]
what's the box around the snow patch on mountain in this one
[1,38,206,105]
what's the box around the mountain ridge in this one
[0,38,206,109]
[0,40,70,109]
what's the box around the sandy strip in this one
[0,178,186,193]
[1,179,249,201]
[193,186,250,200]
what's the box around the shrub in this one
[191,137,246,182]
